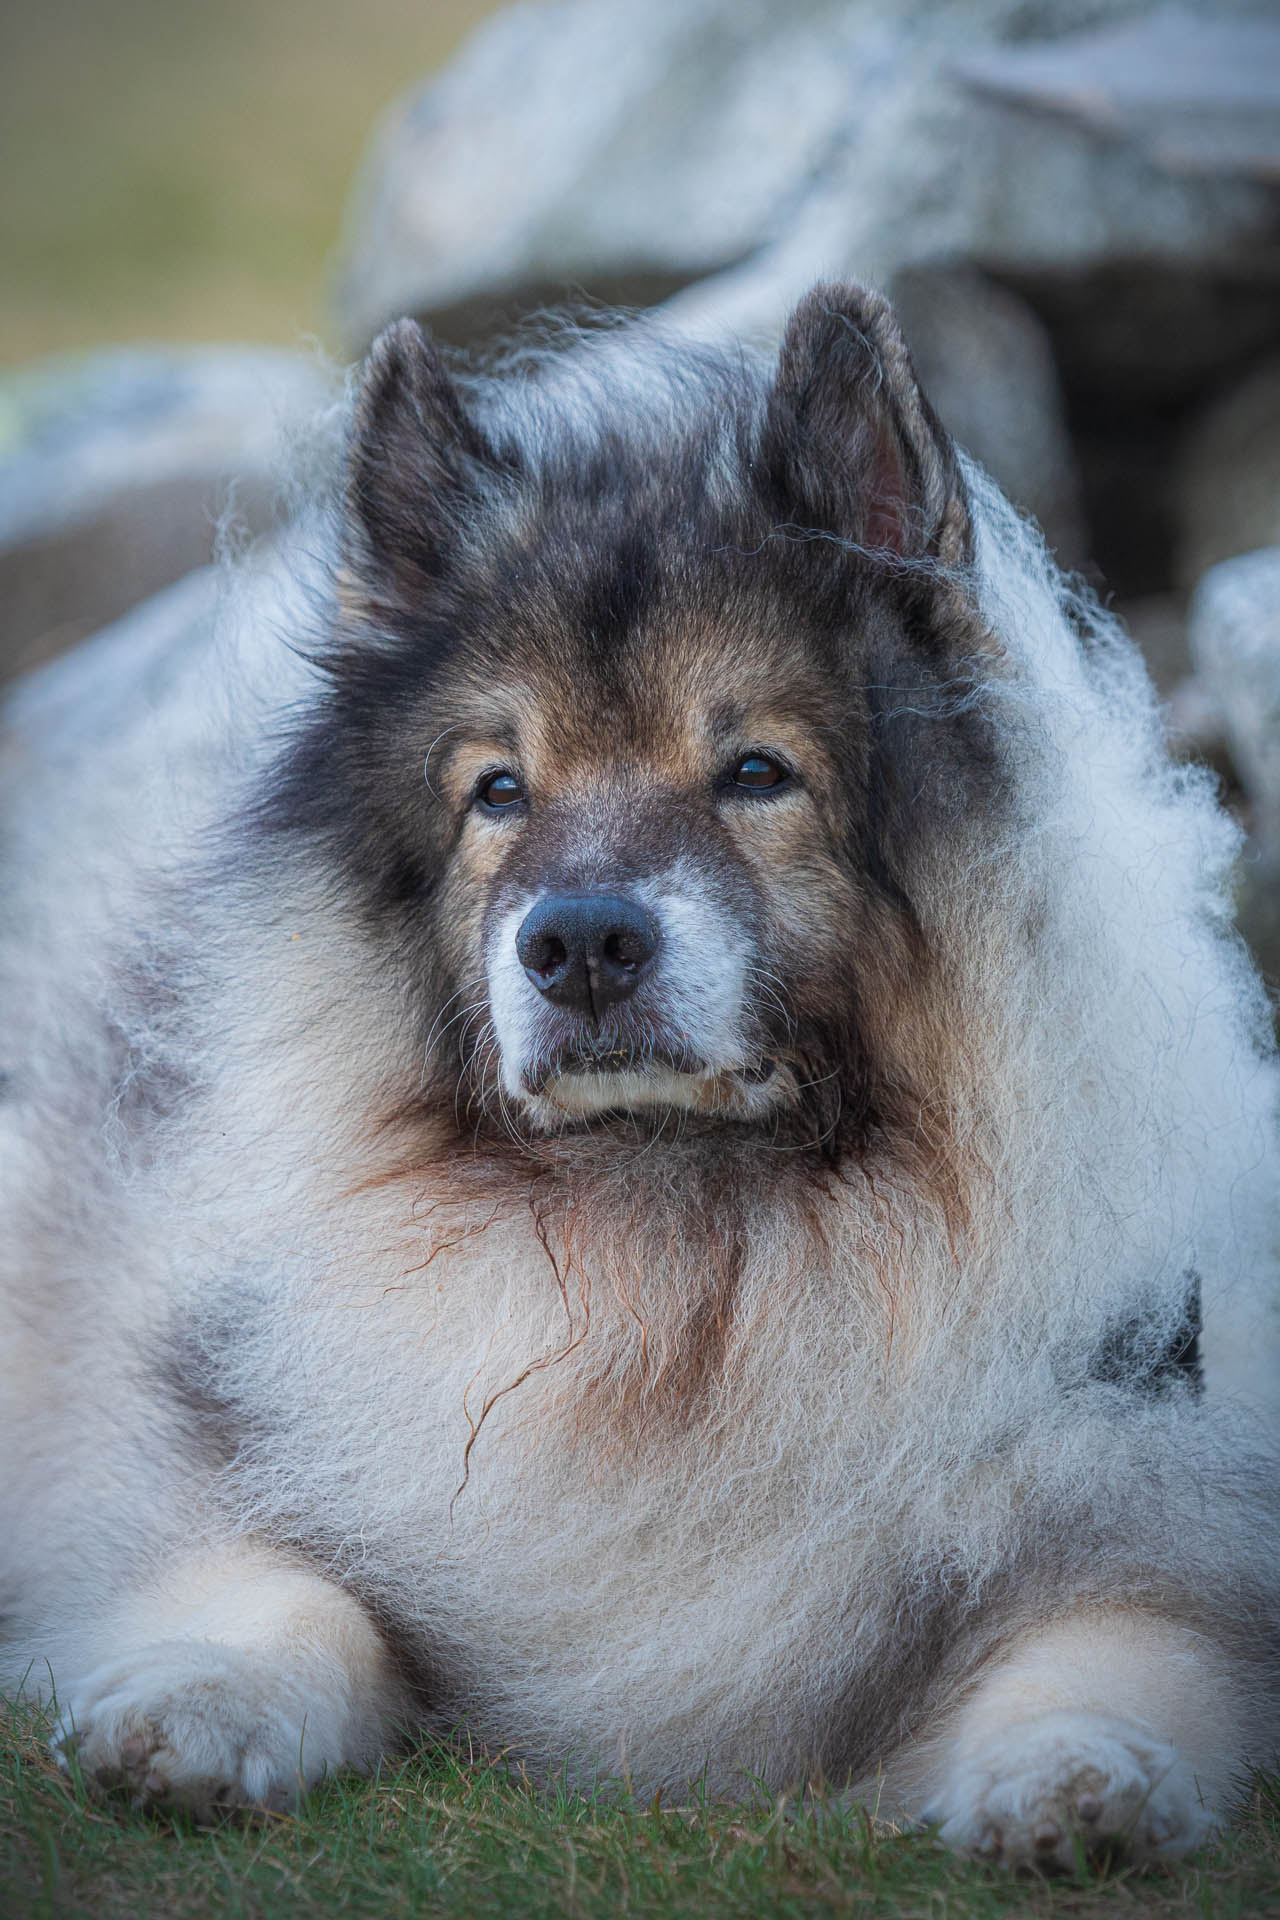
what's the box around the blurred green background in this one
[0,0,497,366]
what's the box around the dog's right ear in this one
[343,318,500,607]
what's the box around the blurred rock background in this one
[3,0,1280,984]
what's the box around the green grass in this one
[2,1704,1278,1920]
[0,0,500,366]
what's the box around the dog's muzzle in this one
[488,874,781,1118]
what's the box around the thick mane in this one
[5,307,1278,1801]
[60,317,1276,1439]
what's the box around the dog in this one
[2,285,1278,1869]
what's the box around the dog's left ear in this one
[761,283,972,570]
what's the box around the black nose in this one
[515,893,660,1017]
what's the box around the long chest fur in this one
[193,1155,990,1780]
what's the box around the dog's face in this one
[272,288,994,1151]
[415,601,887,1132]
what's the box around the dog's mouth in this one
[519,1044,779,1112]
[521,1043,707,1096]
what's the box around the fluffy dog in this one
[2,286,1278,1868]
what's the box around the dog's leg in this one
[910,1609,1245,1868]
[51,1539,408,1818]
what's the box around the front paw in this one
[53,1640,352,1818]
[922,1709,1212,1870]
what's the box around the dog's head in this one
[272,286,1001,1153]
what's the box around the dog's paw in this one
[52,1639,352,1819]
[922,1710,1212,1871]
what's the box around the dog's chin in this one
[515,1056,784,1127]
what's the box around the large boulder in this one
[1189,547,1280,847]
[888,266,1085,562]
[1176,356,1280,588]
[0,346,332,686]
[332,0,1280,354]
[954,7,1280,181]
[1188,546,1280,985]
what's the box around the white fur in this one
[925,1711,1208,1868]
[48,1543,400,1816]
[487,894,539,1098]
[1,429,1278,1850]
[911,1606,1238,1866]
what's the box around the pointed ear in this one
[761,283,972,570]
[343,317,500,602]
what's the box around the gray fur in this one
[1,294,1278,1836]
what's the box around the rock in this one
[331,0,1280,354]
[1162,671,1225,765]
[889,266,1085,560]
[998,264,1280,419]
[1119,593,1191,696]
[1176,356,1280,588]
[1188,547,1280,847]
[1188,548,1280,988]
[1237,861,1280,997]
[0,346,332,685]
[954,8,1280,182]
[1121,600,1229,786]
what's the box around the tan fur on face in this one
[403,600,972,1154]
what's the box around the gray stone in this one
[1119,593,1192,697]
[0,346,332,686]
[331,0,1280,354]
[955,8,1280,182]
[1162,671,1224,763]
[1177,356,1280,588]
[889,266,1085,560]
[1237,863,1280,995]
[1120,599,1227,785]
[1189,547,1280,843]
[1188,548,1280,987]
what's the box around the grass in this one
[2,1704,1278,1920]
[0,0,500,366]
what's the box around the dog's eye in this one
[477,771,525,812]
[732,754,788,791]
